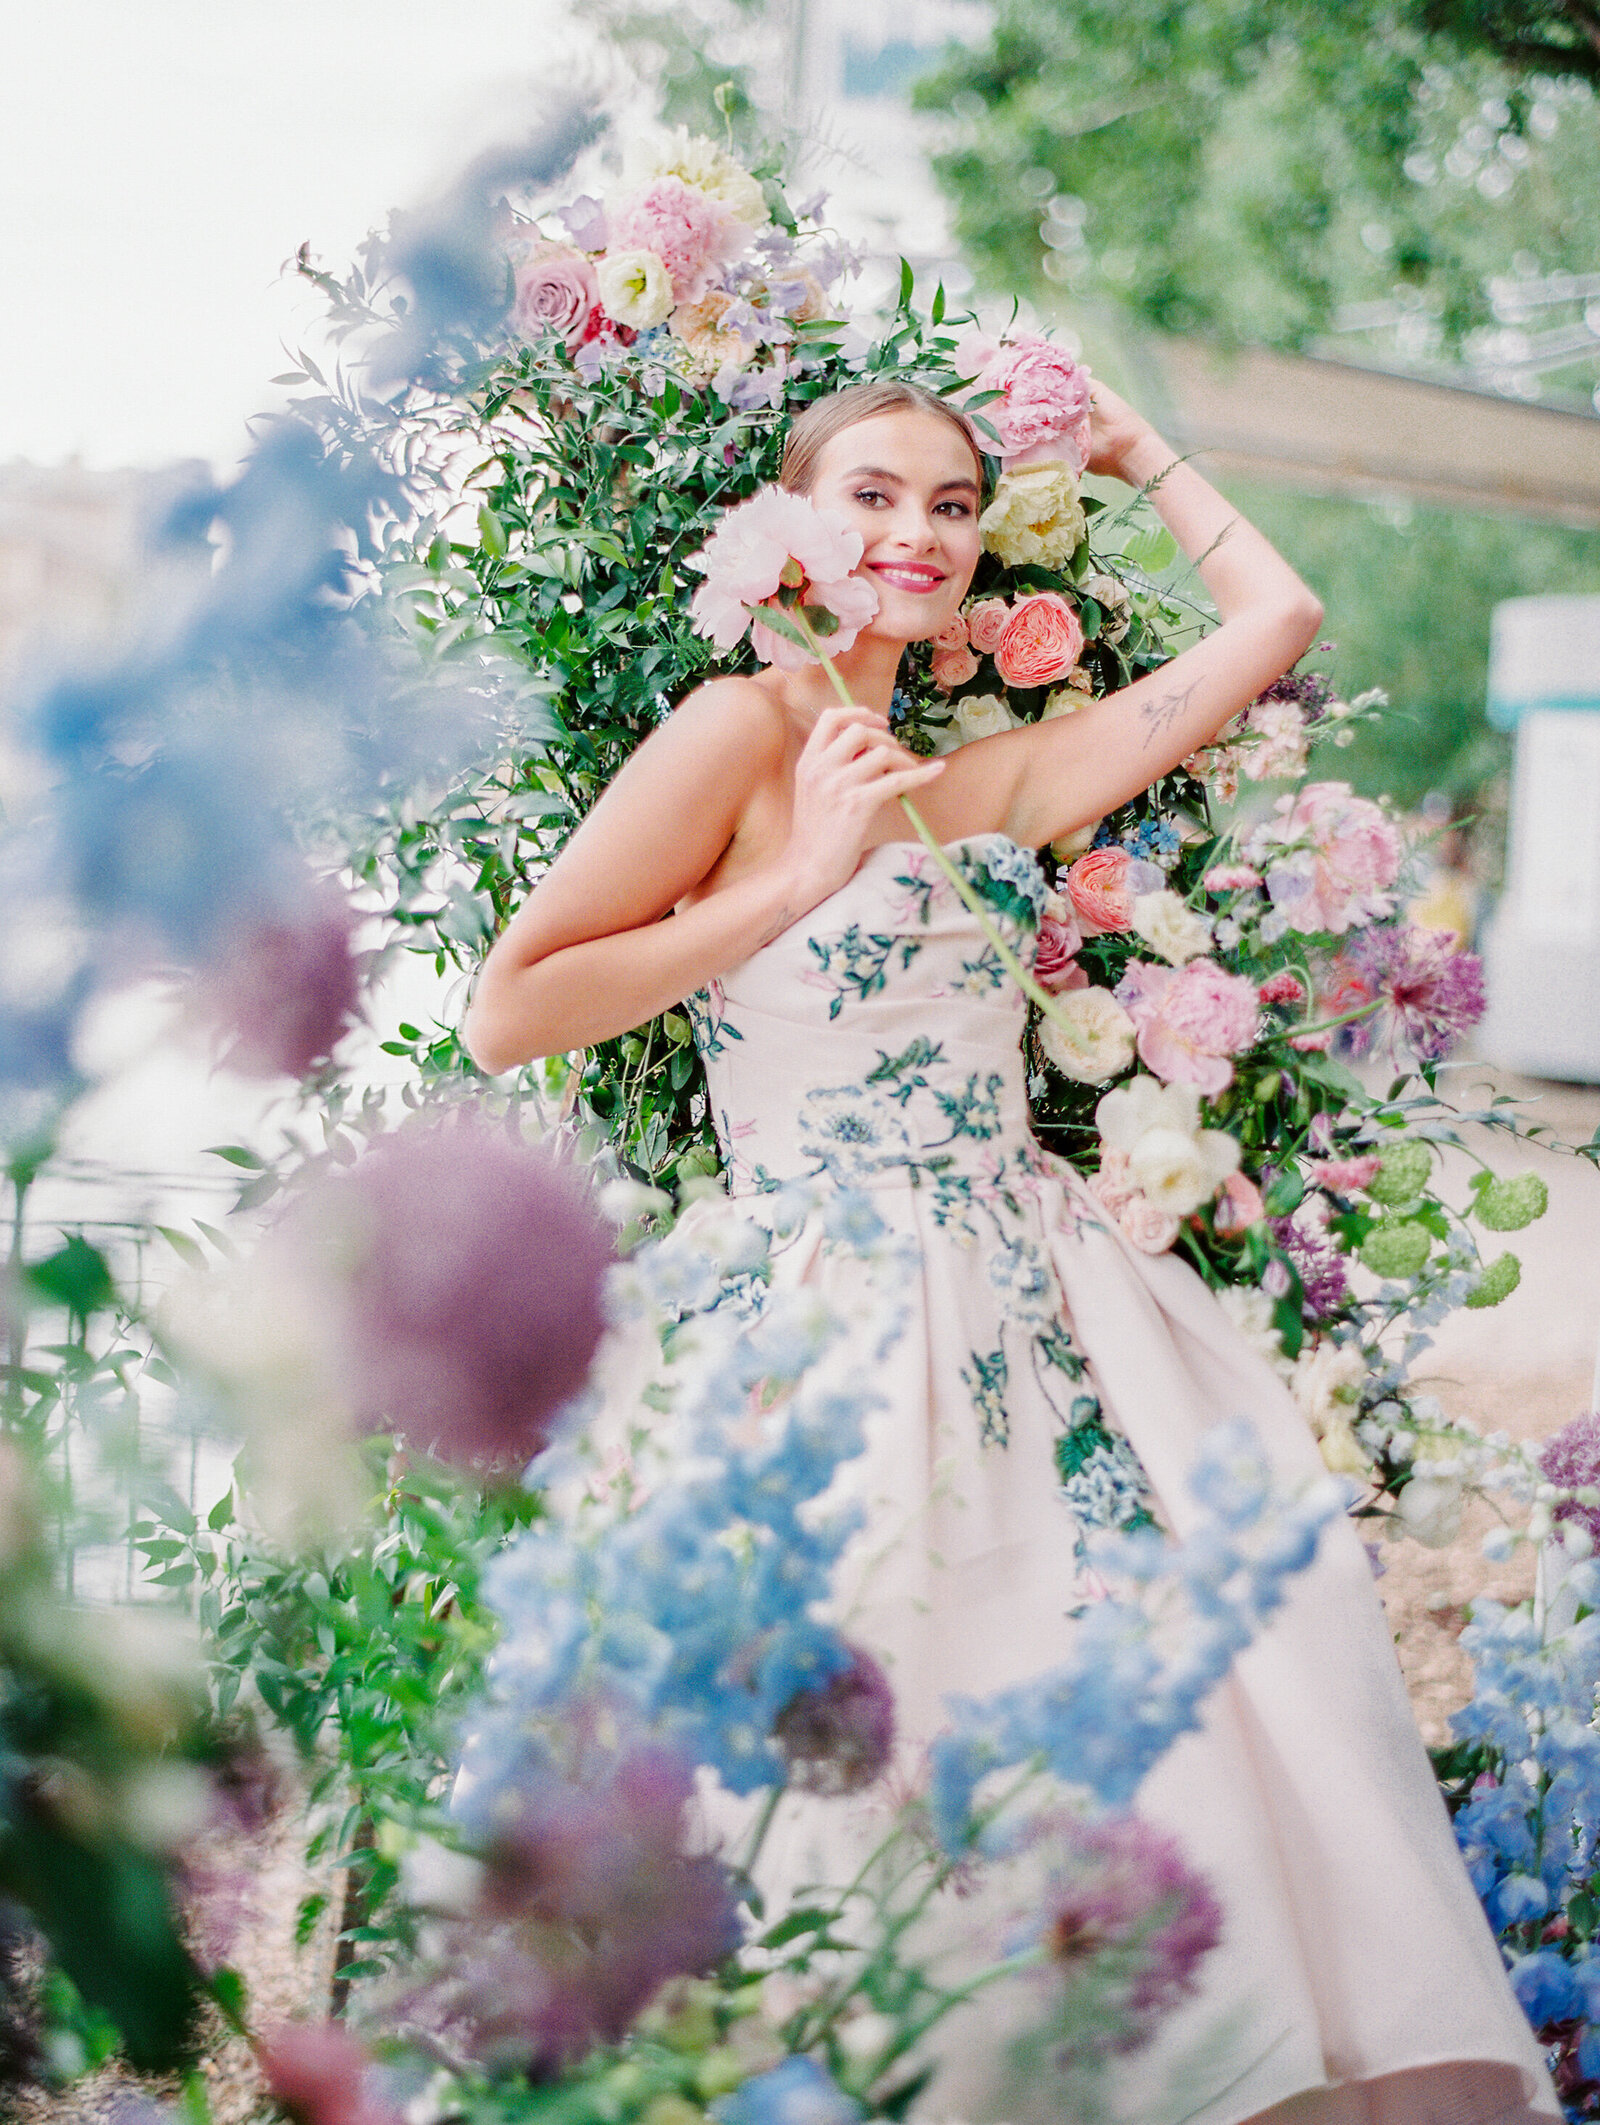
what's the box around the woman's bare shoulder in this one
[666,673,791,753]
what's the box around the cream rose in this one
[951,693,1018,745]
[1396,1473,1465,1549]
[1037,987,1137,1084]
[1127,1125,1239,1217]
[1289,1339,1365,1435]
[1130,889,1213,965]
[1042,682,1090,720]
[597,247,675,329]
[979,460,1089,570]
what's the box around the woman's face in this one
[804,410,983,645]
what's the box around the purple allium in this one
[1339,924,1485,1065]
[1539,1412,1600,1549]
[424,1742,742,2072]
[198,882,361,1078]
[1039,1812,1222,2050]
[293,1114,612,1470]
[1269,1214,1350,1319]
[773,1642,896,1796]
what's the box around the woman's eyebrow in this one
[842,464,980,496]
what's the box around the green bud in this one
[1253,1071,1281,1104]
[1472,1172,1549,1233]
[1360,1220,1432,1280]
[1464,1251,1521,1309]
[1366,1138,1432,1206]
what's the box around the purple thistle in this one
[291,1113,612,1470]
[1269,1215,1350,1319]
[773,1642,896,1797]
[1539,1412,1600,1549]
[1339,925,1485,1065]
[1039,1812,1222,2049]
[196,880,360,1078]
[416,1742,742,2072]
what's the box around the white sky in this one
[1,0,590,471]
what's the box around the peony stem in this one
[785,606,1098,1059]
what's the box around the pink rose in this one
[973,336,1095,472]
[508,239,602,352]
[1257,782,1403,935]
[995,592,1084,690]
[934,613,970,652]
[608,177,734,300]
[931,644,980,693]
[965,598,1011,655]
[1214,1169,1266,1236]
[1064,847,1135,935]
[1116,957,1261,1097]
[1090,1148,1138,1216]
[1307,1154,1382,1194]
[1118,1194,1183,1255]
[1203,863,1263,896]
[1034,911,1087,992]
[1257,970,1306,1006]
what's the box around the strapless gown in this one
[657,834,1556,2125]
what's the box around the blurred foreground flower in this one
[1337,923,1485,1064]
[773,1642,895,1796]
[192,878,361,1079]
[258,2021,401,2125]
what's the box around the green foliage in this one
[919,0,1600,378]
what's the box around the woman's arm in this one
[936,386,1324,851]
[464,686,943,1071]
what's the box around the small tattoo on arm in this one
[1139,677,1203,750]
[757,906,796,949]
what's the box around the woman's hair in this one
[779,379,986,496]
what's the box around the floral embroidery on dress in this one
[802,926,923,1018]
[685,978,744,1058]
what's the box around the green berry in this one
[1464,1251,1521,1309]
[1365,1139,1433,1206]
[1360,1220,1432,1280]
[1472,1172,1549,1232]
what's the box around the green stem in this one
[738,1783,785,1878]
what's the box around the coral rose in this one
[933,613,970,652]
[995,592,1085,690]
[508,239,602,352]
[1064,846,1138,934]
[965,598,1011,655]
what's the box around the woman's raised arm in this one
[950,387,1324,852]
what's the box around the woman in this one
[467,379,1557,2124]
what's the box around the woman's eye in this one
[852,487,889,508]
[935,500,973,518]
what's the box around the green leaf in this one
[898,256,914,308]
[24,1236,115,1316]
[204,1144,266,1170]
[1124,525,1179,572]
[156,1225,206,1269]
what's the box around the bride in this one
[465,376,1557,2124]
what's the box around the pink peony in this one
[507,238,602,352]
[971,335,1095,472]
[931,643,980,692]
[1306,1154,1382,1195]
[1203,863,1263,896]
[1064,847,1137,935]
[995,591,1084,689]
[687,485,879,671]
[965,597,1012,655]
[1034,910,1087,992]
[933,613,970,652]
[1116,957,1261,1097]
[607,177,734,301]
[1257,970,1306,1006]
[1254,782,1403,936]
[1214,1169,1265,1236]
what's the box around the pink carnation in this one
[965,597,1011,655]
[1255,782,1403,936]
[1034,911,1087,992]
[687,486,879,671]
[1257,970,1306,1006]
[507,238,602,352]
[1306,1154,1382,1195]
[1116,957,1261,1097]
[971,335,1094,472]
[932,643,980,692]
[1203,863,1262,896]
[608,177,734,301]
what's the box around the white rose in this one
[1396,1474,1465,1549]
[1042,682,1090,719]
[1037,987,1137,1084]
[597,247,675,329]
[1131,889,1212,965]
[1127,1123,1239,1216]
[952,692,1018,744]
[1289,1339,1366,1434]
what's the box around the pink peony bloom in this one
[933,612,970,652]
[1214,1169,1266,1236]
[1306,1154,1382,1195]
[1257,970,1306,1006]
[972,335,1095,473]
[1254,782,1403,935]
[951,327,1002,379]
[1064,847,1137,934]
[1203,863,1263,896]
[507,237,602,352]
[995,591,1084,690]
[607,177,735,301]
[1116,957,1261,1097]
[687,485,879,671]
[965,596,1012,655]
[1034,910,1087,991]
[931,643,980,692]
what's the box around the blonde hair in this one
[779,379,986,496]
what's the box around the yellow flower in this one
[979,460,1087,569]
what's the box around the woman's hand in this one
[779,704,945,908]
[1082,379,1167,487]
